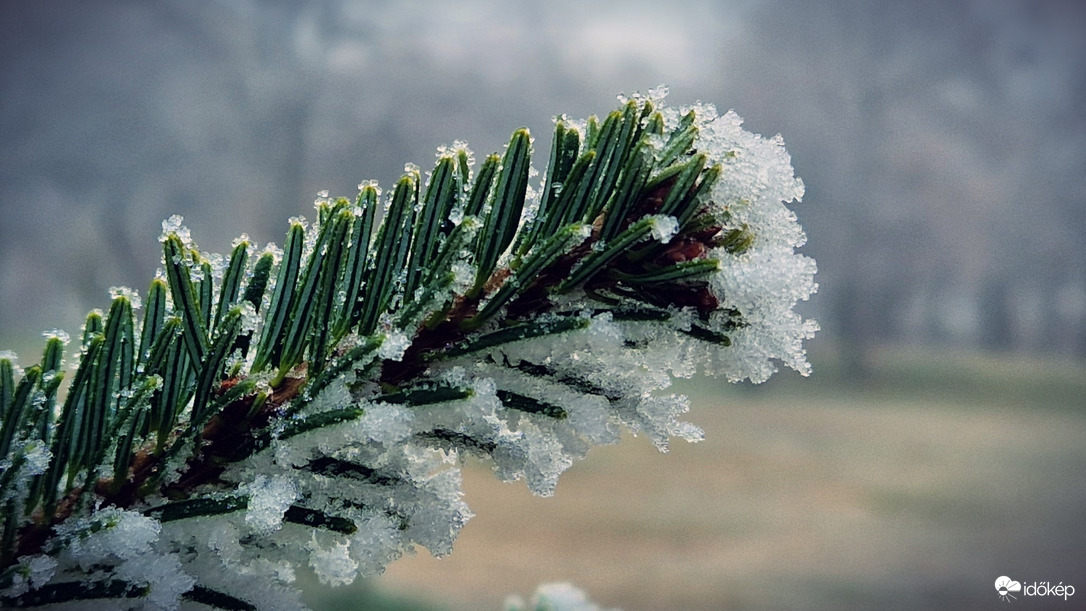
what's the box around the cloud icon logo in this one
[995,576,1022,602]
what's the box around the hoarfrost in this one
[204,251,227,287]
[109,285,142,309]
[506,581,613,611]
[235,300,260,335]
[21,440,51,476]
[42,329,71,345]
[619,84,669,107]
[436,140,474,168]
[3,90,816,609]
[0,555,56,599]
[25,556,56,590]
[53,509,160,571]
[159,214,189,243]
[114,552,194,611]
[307,537,357,586]
[648,214,679,243]
[206,521,245,564]
[353,401,414,445]
[0,350,19,370]
[244,475,298,533]
[176,544,307,611]
[451,260,475,292]
[377,329,410,361]
[231,233,252,249]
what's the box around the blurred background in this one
[1,1,1084,609]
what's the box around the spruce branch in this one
[0,88,817,609]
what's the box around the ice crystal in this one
[109,285,142,309]
[506,582,614,611]
[244,475,298,534]
[53,509,160,572]
[158,214,189,244]
[307,538,357,586]
[377,329,410,361]
[20,440,51,477]
[0,555,56,599]
[648,214,680,243]
[41,329,71,345]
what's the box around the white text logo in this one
[995,576,1075,602]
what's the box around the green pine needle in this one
[0,93,814,609]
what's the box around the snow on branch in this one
[0,87,815,609]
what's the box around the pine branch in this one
[0,88,817,609]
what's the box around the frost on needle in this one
[0,88,815,610]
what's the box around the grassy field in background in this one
[9,333,1082,609]
[301,346,1086,610]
